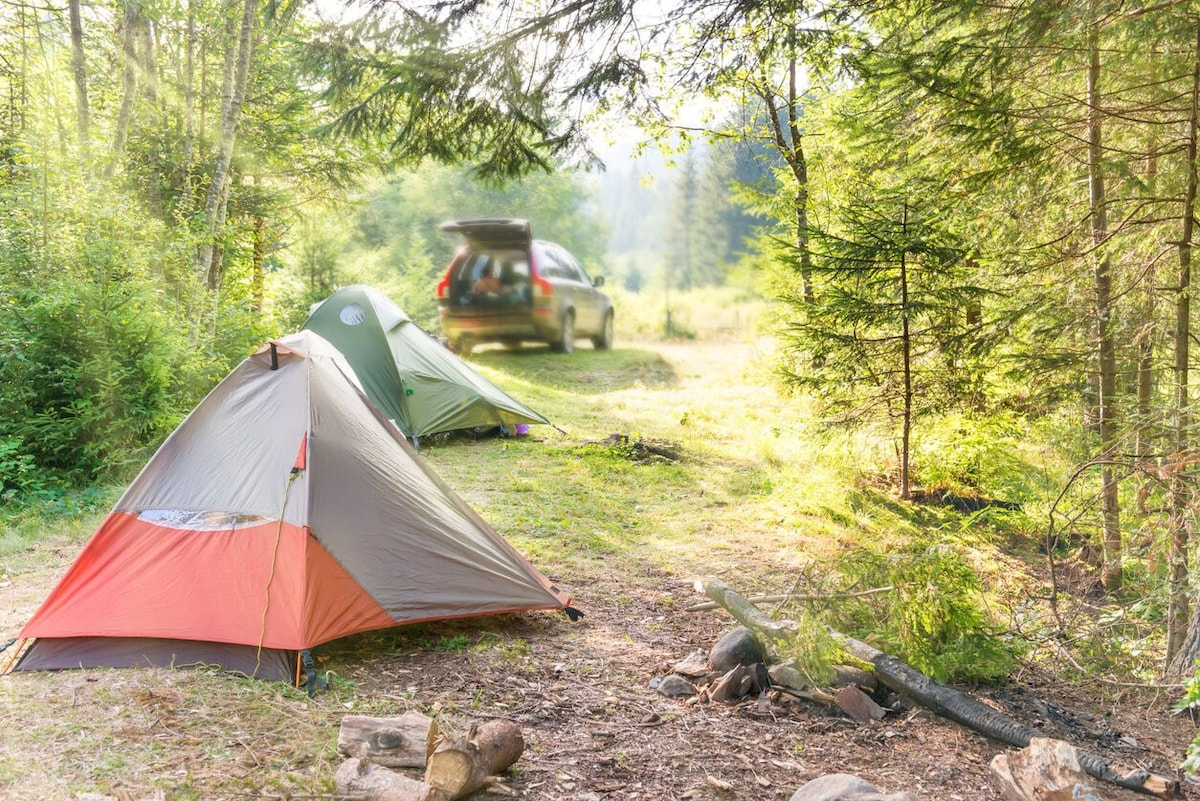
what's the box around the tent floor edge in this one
[9,637,298,682]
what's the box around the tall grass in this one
[605,284,774,342]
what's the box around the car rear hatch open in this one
[439,218,532,250]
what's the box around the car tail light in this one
[438,251,470,299]
[530,251,553,298]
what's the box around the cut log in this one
[424,718,524,800]
[695,578,1180,799]
[990,738,1103,801]
[334,757,435,801]
[337,712,436,768]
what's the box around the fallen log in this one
[333,717,524,801]
[334,757,435,801]
[695,578,1180,799]
[338,712,436,768]
[424,718,524,800]
[684,586,893,613]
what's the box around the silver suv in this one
[436,218,614,355]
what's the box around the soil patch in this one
[326,572,1199,800]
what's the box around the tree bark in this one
[1087,7,1122,592]
[199,0,259,291]
[1166,22,1200,674]
[899,203,912,500]
[67,0,88,157]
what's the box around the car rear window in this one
[448,247,532,301]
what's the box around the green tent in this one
[302,285,552,439]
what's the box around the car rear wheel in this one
[453,337,474,356]
[592,311,614,350]
[550,311,575,354]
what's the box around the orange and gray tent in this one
[303,285,552,439]
[3,331,571,683]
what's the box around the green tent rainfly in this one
[303,285,553,439]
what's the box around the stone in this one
[709,664,756,702]
[710,626,764,673]
[788,773,921,801]
[652,674,697,697]
[673,649,711,677]
[834,684,887,723]
[769,661,810,691]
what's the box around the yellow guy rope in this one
[254,469,301,678]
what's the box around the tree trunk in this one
[1166,23,1200,673]
[1087,10,1122,592]
[67,0,88,157]
[106,0,141,179]
[139,12,163,219]
[788,48,813,305]
[199,0,258,291]
[756,32,811,306]
[899,204,912,500]
[251,213,265,312]
[182,1,195,192]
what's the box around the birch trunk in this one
[105,0,141,179]
[67,0,88,156]
[199,0,258,291]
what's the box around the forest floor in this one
[1,337,1198,800]
[316,575,1198,801]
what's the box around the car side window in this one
[539,247,565,279]
[546,246,580,283]
[564,253,592,285]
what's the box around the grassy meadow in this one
[0,288,1154,799]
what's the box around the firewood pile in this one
[333,713,525,801]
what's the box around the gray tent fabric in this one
[303,285,552,438]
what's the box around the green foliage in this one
[912,411,1045,504]
[824,545,1019,683]
[0,275,176,482]
[888,544,1018,681]
[0,436,49,500]
[0,192,263,491]
[776,611,843,687]
[1174,677,1200,775]
[779,184,990,422]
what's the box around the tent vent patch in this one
[338,304,366,326]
